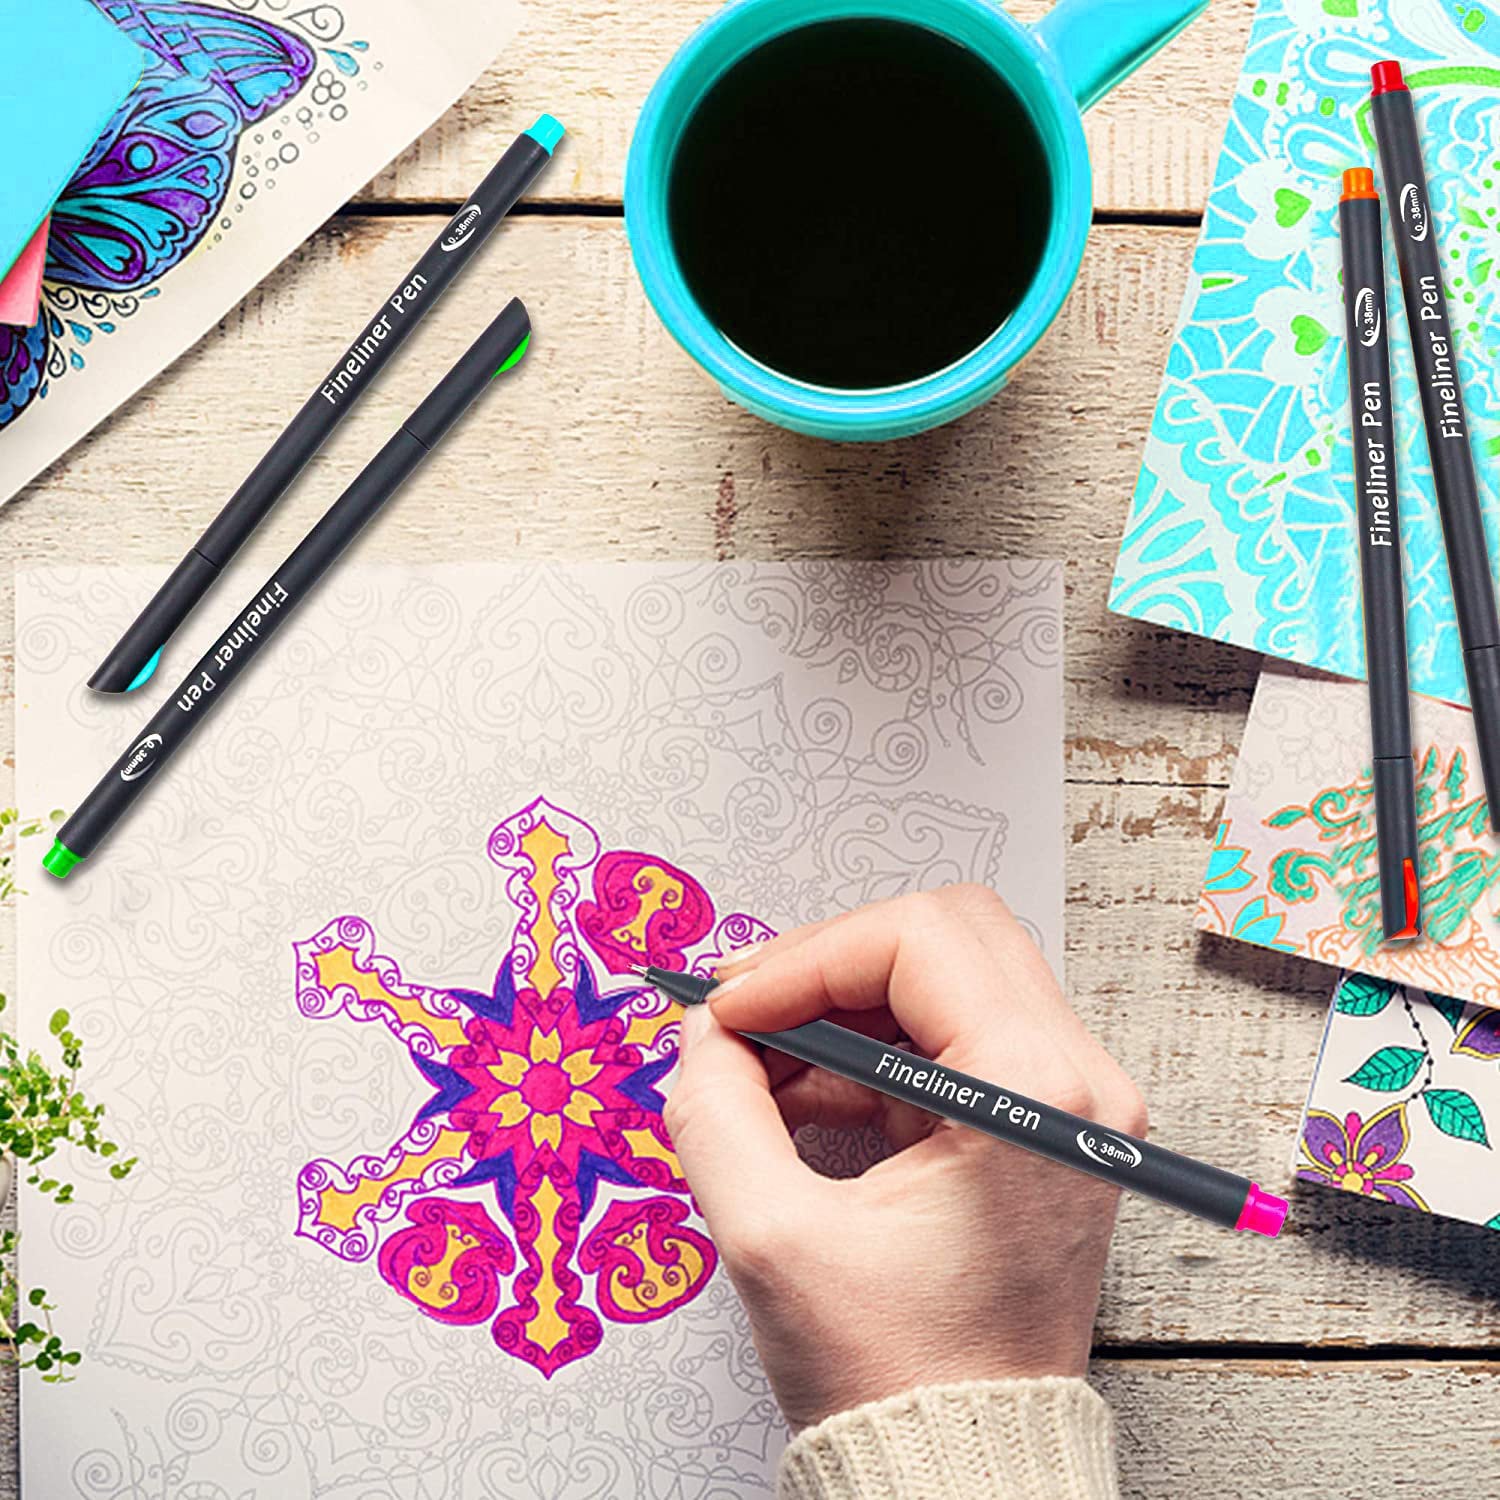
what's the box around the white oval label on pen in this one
[120,734,164,782]
[1399,183,1429,242]
[1355,287,1382,347]
[441,204,483,253]
[1076,1129,1142,1169]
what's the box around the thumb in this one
[665,1004,814,1242]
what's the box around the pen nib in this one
[628,964,651,979]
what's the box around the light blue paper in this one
[1110,0,1500,706]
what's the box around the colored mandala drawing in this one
[0,0,370,431]
[1110,0,1500,706]
[293,797,754,1378]
[1296,1105,1430,1212]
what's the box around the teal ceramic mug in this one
[626,0,1207,442]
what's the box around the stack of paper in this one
[1111,0,1500,1227]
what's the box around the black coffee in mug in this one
[667,17,1054,392]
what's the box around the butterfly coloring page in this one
[0,0,520,504]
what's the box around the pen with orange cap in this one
[1340,165,1420,942]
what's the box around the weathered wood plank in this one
[1099,1359,1500,1497]
[366,0,1252,216]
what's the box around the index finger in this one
[709,890,1032,1058]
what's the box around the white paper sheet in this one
[17,562,1063,1497]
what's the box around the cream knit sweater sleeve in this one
[776,1378,1120,1500]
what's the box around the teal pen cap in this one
[526,114,566,154]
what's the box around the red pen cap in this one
[1341,167,1378,203]
[1372,60,1407,95]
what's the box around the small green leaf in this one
[1266,807,1307,829]
[1423,1088,1490,1146]
[1275,187,1313,227]
[1292,314,1331,356]
[1336,974,1397,1017]
[1345,1045,1425,1091]
[47,1011,68,1037]
[1428,992,1469,1032]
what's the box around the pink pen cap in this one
[1235,1184,1289,1238]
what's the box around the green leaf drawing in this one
[1274,188,1312,228]
[1422,1088,1490,1147]
[1336,974,1397,1017]
[1427,992,1469,1032]
[1291,315,1330,356]
[1266,806,1307,829]
[1344,1046,1424,1091]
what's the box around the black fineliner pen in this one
[1340,167,1421,943]
[89,115,563,696]
[635,967,1288,1237]
[45,299,531,879]
[1371,63,1500,828]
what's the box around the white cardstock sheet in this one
[16,561,1063,1497]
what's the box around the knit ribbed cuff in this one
[776,1377,1120,1500]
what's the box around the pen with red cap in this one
[1371,60,1500,831]
[1339,165,1421,943]
[635,965,1289,1239]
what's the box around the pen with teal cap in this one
[88,114,565,695]
[45,298,532,880]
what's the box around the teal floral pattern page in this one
[1111,0,1500,706]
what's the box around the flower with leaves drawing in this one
[1296,1106,1429,1211]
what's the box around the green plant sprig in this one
[0,805,137,1379]
[0,998,137,1380]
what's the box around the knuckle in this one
[1090,1063,1149,1138]
[661,1084,696,1143]
[944,882,1007,916]
[720,1211,799,1291]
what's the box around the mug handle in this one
[1033,0,1210,112]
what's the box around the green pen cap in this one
[43,839,83,880]
[494,332,531,377]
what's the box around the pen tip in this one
[629,964,651,977]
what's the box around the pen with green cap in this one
[45,298,532,881]
[88,114,564,696]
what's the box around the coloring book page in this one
[0,0,521,508]
[1199,660,1500,1010]
[16,561,1063,1498]
[1297,972,1500,1233]
[1110,0,1500,707]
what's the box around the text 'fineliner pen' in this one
[45,299,532,880]
[1372,62,1500,829]
[88,114,563,696]
[1340,166,1421,943]
[635,966,1288,1238]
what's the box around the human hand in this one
[664,885,1147,1432]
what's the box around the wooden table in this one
[2,1,1497,1492]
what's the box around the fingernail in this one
[715,942,765,974]
[710,972,750,1001]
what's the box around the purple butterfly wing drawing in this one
[1,0,317,431]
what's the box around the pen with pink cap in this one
[635,965,1289,1239]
